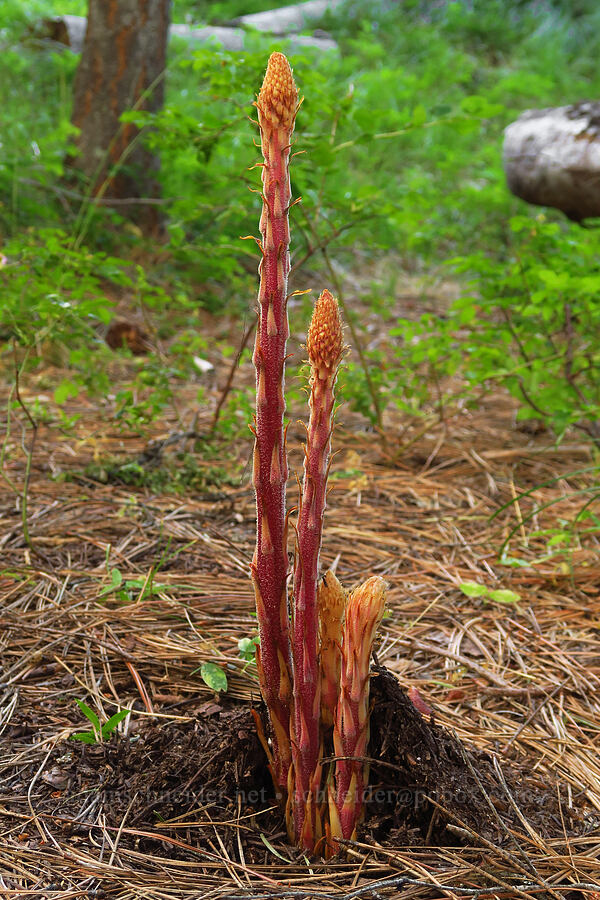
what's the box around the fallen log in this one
[43,13,337,54]
[233,0,345,32]
[503,101,600,222]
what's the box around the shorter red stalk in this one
[291,290,344,849]
[328,576,386,851]
[318,569,346,729]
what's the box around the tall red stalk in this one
[250,52,298,795]
[292,289,343,848]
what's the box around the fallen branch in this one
[42,14,337,54]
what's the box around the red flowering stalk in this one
[291,289,344,848]
[250,52,298,795]
[328,576,386,850]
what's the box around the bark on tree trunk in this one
[70,0,171,232]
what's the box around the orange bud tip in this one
[256,53,298,133]
[307,289,344,374]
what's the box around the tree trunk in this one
[503,102,600,223]
[70,0,171,231]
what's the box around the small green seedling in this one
[238,636,259,661]
[71,699,131,744]
[98,564,167,604]
[98,567,125,599]
[459,582,520,604]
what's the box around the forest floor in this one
[0,302,599,899]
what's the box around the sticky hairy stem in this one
[251,53,298,794]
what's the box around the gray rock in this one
[503,102,600,222]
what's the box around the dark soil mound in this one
[7,667,590,862]
[366,666,586,847]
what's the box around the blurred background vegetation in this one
[1,0,600,450]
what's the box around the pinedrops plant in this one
[250,53,386,857]
[250,50,297,798]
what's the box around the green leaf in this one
[75,699,100,732]
[238,636,259,661]
[200,662,228,692]
[259,832,291,861]
[499,554,534,568]
[98,568,123,598]
[101,709,130,739]
[411,104,427,127]
[54,379,79,405]
[537,269,569,290]
[124,579,166,598]
[460,95,503,117]
[487,589,521,604]
[71,731,97,743]
[459,581,489,598]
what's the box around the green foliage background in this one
[1,0,600,446]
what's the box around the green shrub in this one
[2,0,600,445]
